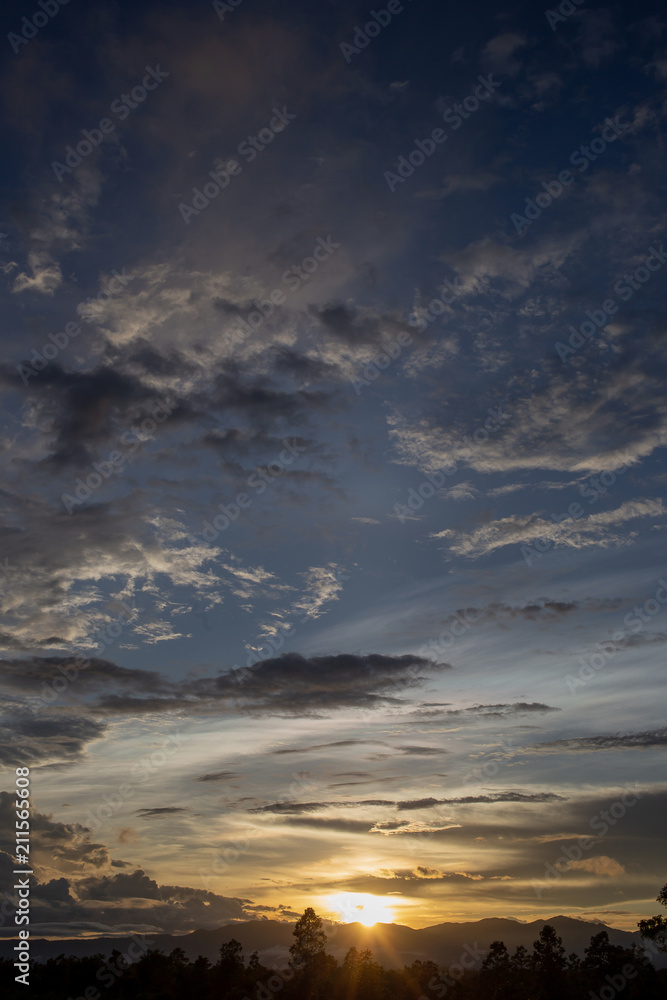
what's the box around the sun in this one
[326,892,395,927]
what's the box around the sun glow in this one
[326,892,396,926]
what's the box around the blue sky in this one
[0,0,666,937]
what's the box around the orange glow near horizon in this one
[325,892,397,926]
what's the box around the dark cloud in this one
[0,792,110,873]
[313,303,422,350]
[274,739,448,756]
[284,818,373,833]
[135,807,189,818]
[534,728,667,753]
[250,790,563,815]
[77,870,162,900]
[272,739,388,755]
[0,708,106,767]
[0,798,251,934]
[251,799,395,815]
[410,701,560,722]
[396,792,564,809]
[0,651,442,721]
[0,362,175,469]
[195,771,240,782]
[201,428,314,464]
[209,652,443,716]
[445,702,559,719]
[211,370,338,426]
[270,346,342,382]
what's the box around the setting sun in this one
[326,893,396,926]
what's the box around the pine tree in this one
[639,882,667,951]
[289,907,327,970]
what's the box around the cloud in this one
[387,317,667,475]
[482,32,527,76]
[395,791,564,809]
[272,739,450,758]
[273,739,393,756]
[441,482,480,501]
[135,807,189,818]
[255,564,348,642]
[195,771,240,782]
[383,866,487,881]
[0,708,106,768]
[250,789,563,815]
[412,701,560,722]
[432,499,664,558]
[0,651,441,723]
[283,818,374,834]
[567,856,626,877]
[534,728,667,753]
[419,171,500,201]
[11,172,99,297]
[209,652,443,717]
[0,794,250,933]
[0,494,225,651]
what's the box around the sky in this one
[0,0,666,939]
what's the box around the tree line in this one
[2,884,667,1000]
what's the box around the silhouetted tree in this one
[289,907,327,970]
[639,881,667,951]
[288,907,336,1000]
[530,925,568,1000]
[1,910,665,1000]
[509,945,531,1000]
[479,940,512,1000]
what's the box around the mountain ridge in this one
[2,914,664,968]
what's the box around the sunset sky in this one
[1,0,666,938]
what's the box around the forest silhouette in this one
[3,889,667,1000]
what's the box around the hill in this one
[1,915,664,968]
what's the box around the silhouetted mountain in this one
[2,915,664,968]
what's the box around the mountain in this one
[2,915,665,968]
